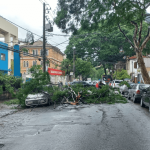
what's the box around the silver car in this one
[25,93,51,106]
[120,82,133,95]
[25,85,53,107]
[112,80,123,88]
[129,84,150,103]
[125,83,136,98]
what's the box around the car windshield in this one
[139,85,150,90]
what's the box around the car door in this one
[143,88,150,107]
[128,84,134,97]
[130,85,137,99]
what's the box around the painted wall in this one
[0,41,8,73]
[14,45,21,77]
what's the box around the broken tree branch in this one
[118,24,135,49]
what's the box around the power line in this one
[0,44,60,66]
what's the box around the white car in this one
[25,85,53,107]
[112,80,123,88]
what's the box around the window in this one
[40,50,43,56]
[1,53,5,61]
[40,61,43,66]
[33,50,35,56]
[26,61,29,67]
[23,50,28,56]
[33,61,37,66]
[23,61,26,67]
[36,50,38,56]
[46,50,49,56]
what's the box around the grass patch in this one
[3,99,19,105]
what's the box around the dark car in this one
[71,81,94,87]
[140,87,150,110]
[130,84,150,103]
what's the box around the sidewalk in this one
[0,101,19,118]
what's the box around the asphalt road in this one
[1,100,150,150]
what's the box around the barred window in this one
[23,61,26,67]
[26,61,29,67]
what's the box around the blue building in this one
[0,41,9,74]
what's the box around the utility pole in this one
[43,2,46,72]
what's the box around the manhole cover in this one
[0,144,4,148]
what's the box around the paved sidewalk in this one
[0,103,19,118]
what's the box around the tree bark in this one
[136,52,150,84]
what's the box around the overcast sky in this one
[0,0,150,53]
[0,0,70,53]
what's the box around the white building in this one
[126,55,150,83]
[0,16,18,74]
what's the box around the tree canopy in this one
[55,0,150,83]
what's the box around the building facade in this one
[0,16,18,74]
[20,41,65,75]
[0,42,8,74]
[126,55,150,83]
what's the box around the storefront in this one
[48,68,66,85]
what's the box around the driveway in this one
[0,101,150,150]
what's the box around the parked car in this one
[25,85,53,107]
[124,78,131,82]
[120,82,133,95]
[112,80,123,88]
[123,83,135,98]
[140,87,150,108]
[129,84,150,103]
[126,83,137,99]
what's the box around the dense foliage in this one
[113,69,131,80]
[60,58,104,80]
[51,84,127,104]
[119,81,131,88]
[55,0,150,83]
[0,72,22,97]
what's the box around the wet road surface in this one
[1,100,150,150]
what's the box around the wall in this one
[0,41,8,73]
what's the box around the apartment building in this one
[20,41,64,75]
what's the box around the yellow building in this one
[20,41,64,75]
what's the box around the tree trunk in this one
[137,52,150,84]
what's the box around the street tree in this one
[55,0,150,83]
[113,69,131,80]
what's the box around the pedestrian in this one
[95,82,99,89]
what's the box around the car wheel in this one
[140,98,145,107]
[133,95,137,103]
